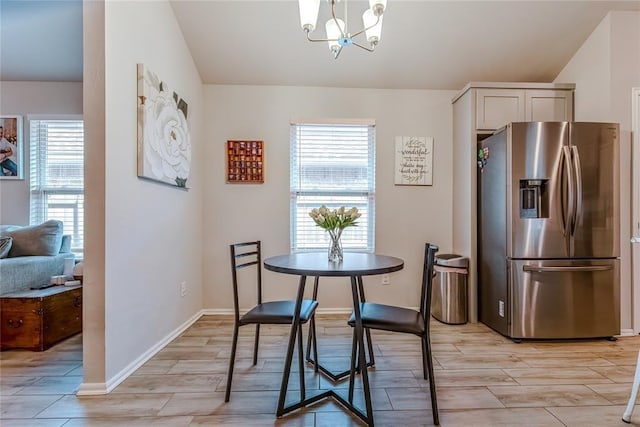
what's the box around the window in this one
[290,121,375,252]
[30,119,84,254]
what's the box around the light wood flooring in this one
[2,314,640,426]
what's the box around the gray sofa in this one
[0,220,74,295]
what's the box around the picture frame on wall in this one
[394,136,433,186]
[137,64,191,189]
[226,140,264,183]
[0,116,23,180]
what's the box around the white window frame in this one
[290,119,376,253]
[29,115,84,255]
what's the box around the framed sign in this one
[394,136,433,186]
[226,140,264,183]
[0,116,23,179]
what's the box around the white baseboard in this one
[76,382,108,396]
[201,308,234,315]
[316,307,351,315]
[77,310,205,396]
[620,328,636,337]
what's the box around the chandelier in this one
[297,0,387,59]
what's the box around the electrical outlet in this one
[381,274,390,285]
[180,281,187,297]
[498,300,505,317]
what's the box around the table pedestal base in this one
[305,357,375,382]
[278,389,373,426]
[277,275,375,427]
[265,254,405,427]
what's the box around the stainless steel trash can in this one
[430,254,468,324]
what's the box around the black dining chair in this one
[347,243,440,425]
[225,241,319,402]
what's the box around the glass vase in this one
[327,229,343,263]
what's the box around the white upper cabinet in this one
[525,89,573,122]
[476,89,525,131]
[474,87,574,132]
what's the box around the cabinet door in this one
[525,89,573,122]
[476,89,525,131]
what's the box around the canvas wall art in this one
[394,136,433,186]
[137,63,191,188]
[226,140,264,183]
[0,116,23,179]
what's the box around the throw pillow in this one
[5,220,64,257]
[0,236,12,258]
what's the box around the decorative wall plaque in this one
[226,140,264,183]
[394,136,433,186]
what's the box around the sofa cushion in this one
[2,220,64,257]
[0,254,68,295]
[60,235,72,253]
[0,225,21,233]
[0,237,12,258]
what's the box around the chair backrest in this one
[419,243,439,319]
[229,241,262,322]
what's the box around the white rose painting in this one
[137,64,191,188]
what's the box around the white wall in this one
[82,0,205,390]
[203,85,455,311]
[0,81,83,224]
[555,11,640,331]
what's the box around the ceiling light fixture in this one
[298,0,387,59]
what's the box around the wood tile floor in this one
[2,314,640,426]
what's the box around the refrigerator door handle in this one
[560,146,575,238]
[523,265,613,273]
[570,146,583,236]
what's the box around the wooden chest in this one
[1,285,82,351]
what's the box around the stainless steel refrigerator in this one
[478,122,620,339]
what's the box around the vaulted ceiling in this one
[2,1,639,89]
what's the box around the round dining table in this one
[263,252,404,427]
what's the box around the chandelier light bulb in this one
[369,0,387,16]
[298,0,321,32]
[325,18,345,51]
[362,9,383,44]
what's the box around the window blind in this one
[30,120,84,254]
[290,122,375,252]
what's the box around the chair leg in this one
[421,335,429,380]
[253,324,260,365]
[623,350,640,423]
[423,335,439,425]
[225,324,240,402]
[297,322,306,401]
[365,327,375,366]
